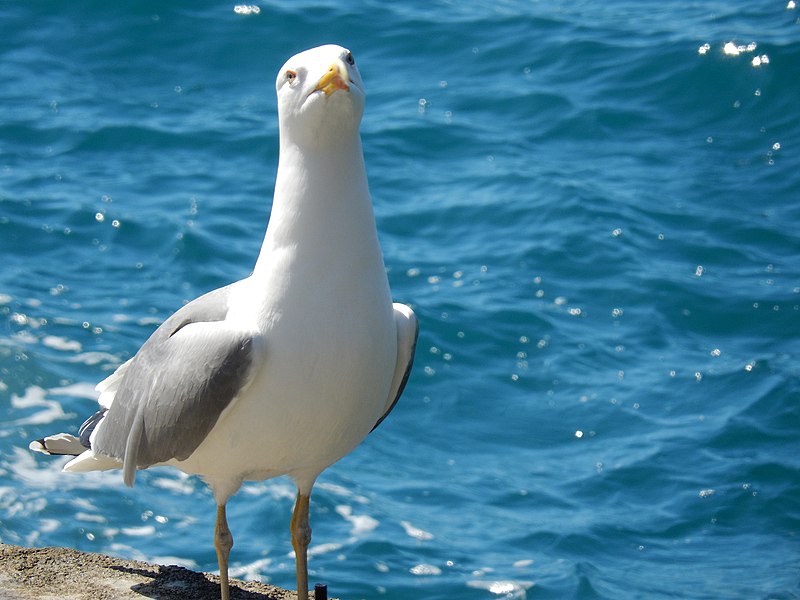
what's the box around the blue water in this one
[2,1,799,598]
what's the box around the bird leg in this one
[214,504,234,600]
[291,492,312,600]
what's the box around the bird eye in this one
[345,52,355,66]
[285,70,297,83]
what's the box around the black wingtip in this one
[31,438,49,453]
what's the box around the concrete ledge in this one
[0,543,329,600]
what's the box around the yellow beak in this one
[314,61,350,96]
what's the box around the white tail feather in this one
[64,450,122,473]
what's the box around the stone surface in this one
[0,543,331,600]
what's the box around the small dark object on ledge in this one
[314,583,328,600]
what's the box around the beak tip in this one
[315,62,351,96]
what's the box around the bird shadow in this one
[111,564,290,600]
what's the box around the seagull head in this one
[276,44,365,145]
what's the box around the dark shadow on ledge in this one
[113,564,287,600]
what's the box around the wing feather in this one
[372,303,418,431]
[91,284,258,486]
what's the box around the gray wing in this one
[372,303,418,432]
[92,283,257,486]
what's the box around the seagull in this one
[30,44,418,600]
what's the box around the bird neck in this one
[253,132,382,274]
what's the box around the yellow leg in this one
[290,492,312,600]
[214,504,233,600]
